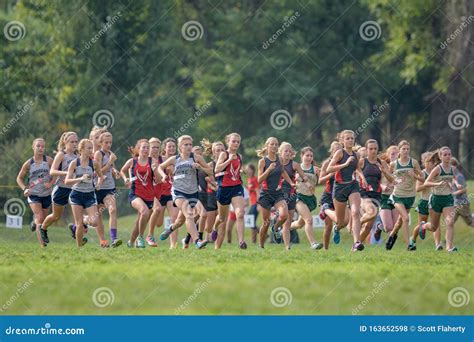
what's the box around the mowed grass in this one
[0,183,473,315]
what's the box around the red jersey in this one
[216,152,242,187]
[131,158,154,201]
[247,176,259,205]
[159,156,172,196]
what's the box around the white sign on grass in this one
[6,215,23,229]
[244,214,255,228]
[312,215,324,228]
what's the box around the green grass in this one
[0,184,473,315]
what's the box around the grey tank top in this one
[56,152,77,189]
[172,153,198,194]
[28,156,52,197]
[72,158,95,193]
[98,151,115,190]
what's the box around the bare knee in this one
[139,207,150,217]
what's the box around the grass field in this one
[0,185,473,315]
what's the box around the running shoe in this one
[159,226,173,241]
[311,242,323,250]
[111,239,122,248]
[448,246,458,252]
[385,233,398,250]
[436,244,444,251]
[136,236,146,248]
[210,229,218,242]
[68,223,76,239]
[100,240,110,248]
[332,225,340,244]
[39,226,49,244]
[418,221,426,240]
[146,235,158,247]
[182,237,189,249]
[239,241,247,249]
[30,220,36,232]
[195,239,208,249]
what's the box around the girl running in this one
[39,132,78,245]
[289,146,324,250]
[201,139,223,242]
[359,139,393,243]
[378,145,400,240]
[67,127,107,239]
[246,163,260,244]
[94,132,122,248]
[418,147,460,252]
[408,151,434,250]
[181,146,210,248]
[213,133,248,250]
[450,158,473,228]
[318,141,349,249]
[121,139,160,248]
[155,138,180,249]
[327,130,368,252]
[145,137,163,247]
[65,139,105,247]
[158,135,211,249]
[16,138,55,247]
[256,137,294,249]
[385,140,424,250]
[278,142,308,249]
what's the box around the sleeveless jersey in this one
[159,156,173,196]
[28,155,52,197]
[72,158,95,193]
[335,150,357,184]
[393,158,416,197]
[56,152,77,189]
[420,169,431,200]
[131,157,154,201]
[432,165,454,196]
[216,151,242,187]
[361,158,382,192]
[296,164,317,196]
[98,151,115,190]
[261,157,283,192]
[172,153,198,195]
[282,160,296,194]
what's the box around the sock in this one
[110,228,117,241]
[185,233,192,244]
[198,232,203,240]
[72,224,76,234]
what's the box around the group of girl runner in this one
[16,128,470,252]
